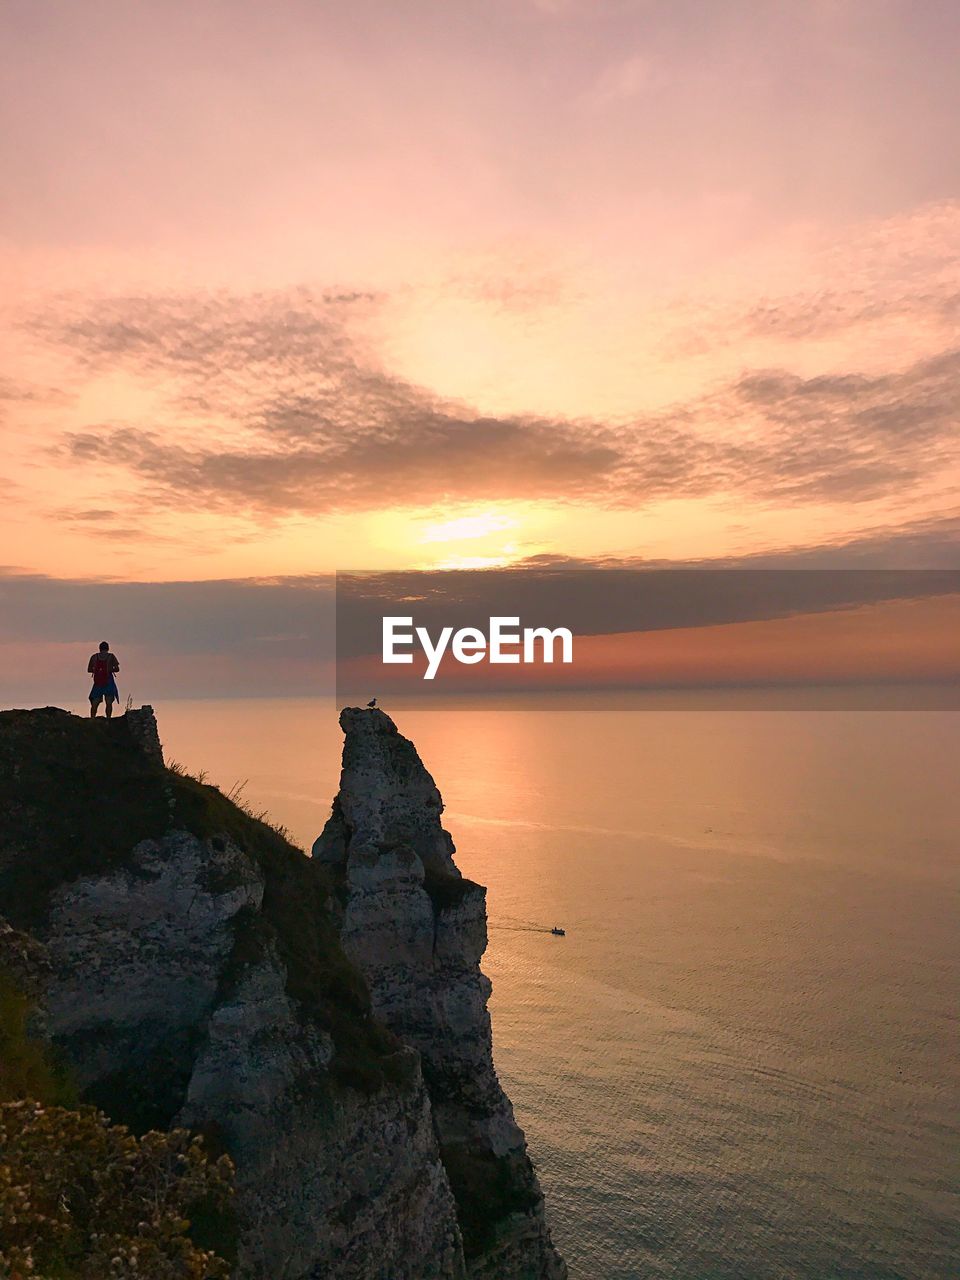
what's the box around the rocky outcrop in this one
[0,704,565,1279]
[0,707,466,1279]
[178,951,464,1280]
[123,703,164,765]
[315,707,567,1279]
[43,828,263,1132]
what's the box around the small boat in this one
[550,927,566,937]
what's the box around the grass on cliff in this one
[0,708,412,1100]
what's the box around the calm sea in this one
[79,697,959,1280]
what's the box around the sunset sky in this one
[1,0,958,697]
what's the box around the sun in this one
[365,504,551,571]
[415,509,524,569]
[419,511,517,544]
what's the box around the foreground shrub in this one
[0,1101,234,1279]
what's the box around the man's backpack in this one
[92,654,112,685]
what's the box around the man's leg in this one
[90,692,101,718]
[105,696,114,720]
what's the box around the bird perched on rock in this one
[366,697,377,708]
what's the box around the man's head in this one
[99,641,109,652]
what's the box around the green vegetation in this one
[167,767,297,863]
[0,969,234,1278]
[439,1143,542,1259]
[0,1101,234,1279]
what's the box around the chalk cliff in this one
[0,706,566,1279]
[315,708,567,1278]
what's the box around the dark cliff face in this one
[0,707,405,1108]
[0,707,465,1279]
[0,707,172,930]
[315,707,567,1279]
[0,705,566,1280]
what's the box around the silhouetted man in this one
[88,641,120,719]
